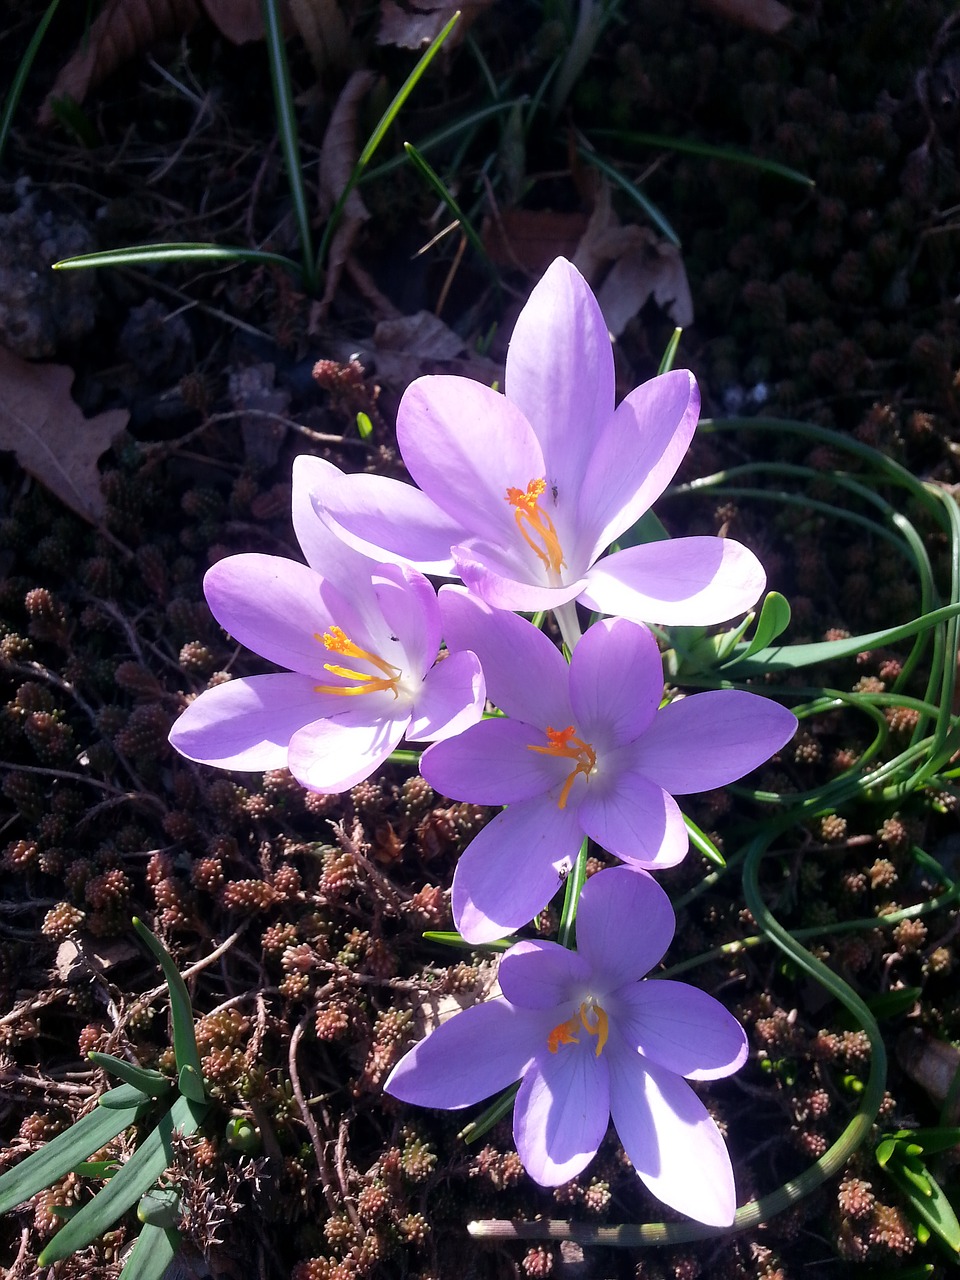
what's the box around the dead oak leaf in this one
[0,345,129,525]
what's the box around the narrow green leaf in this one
[865,987,922,1020]
[119,1222,181,1280]
[362,99,527,182]
[53,243,302,277]
[132,919,203,1081]
[317,11,461,268]
[403,141,494,277]
[74,1160,121,1178]
[892,1126,960,1156]
[739,592,792,660]
[177,1065,206,1105]
[458,1082,520,1144]
[589,128,816,188]
[422,930,512,952]
[38,1095,207,1264]
[683,815,726,868]
[658,328,682,375]
[0,1086,151,1215]
[884,1158,960,1252]
[137,1188,182,1227]
[576,145,680,246]
[88,1053,172,1098]
[0,0,60,165]
[875,1137,898,1167]
[98,1085,154,1111]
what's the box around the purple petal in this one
[407,650,485,743]
[513,1046,609,1187]
[318,469,464,575]
[498,940,591,1009]
[168,673,323,770]
[203,554,334,675]
[580,538,766,626]
[398,376,546,549]
[420,718,562,804]
[452,798,583,943]
[577,768,688,869]
[372,563,441,681]
[291,455,369,576]
[608,1045,737,1226]
[386,997,553,1109]
[577,370,699,560]
[568,618,662,747]
[287,713,406,793]
[454,545,588,613]
[574,867,675,989]
[615,982,748,1080]
[632,690,798,794]
[505,258,615,504]
[439,588,573,727]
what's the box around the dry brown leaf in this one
[316,70,376,318]
[378,0,493,49]
[39,0,201,126]
[288,0,353,73]
[696,0,793,35]
[0,346,129,525]
[482,208,590,274]
[200,0,271,43]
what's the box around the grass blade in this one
[0,0,61,166]
[53,243,302,278]
[362,100,525,182]
[261,0,316,290]
[402,141,494,277]
[683,814,726,869]
[119,1222,181,1280]
[38,1094,206,1265]
[0,1086,152,1215]
[317,10,461,268]
[658,327,682,375]
[132,919,203,1081]
[590,128,815,188]
[576,143,681,247]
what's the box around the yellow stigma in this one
[505,478,565,577]
[547,1001,609,1057]
[528,725,596,809]
[313,626,401,698]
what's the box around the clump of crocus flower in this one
[386,867,748,1226]
[166,256,800,1229]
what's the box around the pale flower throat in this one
[547,1000,609,1057]
[528,725,597,809]
[314,626,402,698]
[505,478,566,577]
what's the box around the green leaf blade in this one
[132,919,203,1081]
[119,1222,182,1280]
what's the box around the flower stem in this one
[553,601,582,655]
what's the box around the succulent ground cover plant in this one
[1,1,960,1278]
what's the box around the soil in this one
[1,1,960,1278]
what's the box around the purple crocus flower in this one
[168,457,485,792]
[421,587,797,942]
[386,866,747,1226]
[312,257,765,625]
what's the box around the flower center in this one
[505,478,565,577]
[313,626,401,699]
[547,1000,609,1057]
[528,725,597,809]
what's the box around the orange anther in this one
[528,725,596,809]
[505,478,565,576]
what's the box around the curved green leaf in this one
[137,1188,182,1228]
[88,1053,172,1098]
[740,592,792,660]
[53,243,302,276]
[132,919,203,1080]
[177,1064,206,1105]
[38,1094,207,1264]
[0,1086,151,1215]
[119,1222,181,1280]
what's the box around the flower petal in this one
[291,455,371,576]
[632,690,798,794]
[454,545,587,613]
[574,867,675,988]
[452,798,583,943]
[513,1046,609,1187]
[615,981,748,1080]
[439,587,573,727]
[386,997,553,1109]
[287,713,406,793]
[505,258,615,503]
[576,369,699,560]
[568,617,662,747]
[580,537,766,626]
[398,375,546,550]
[420,718,561,804]
[203,554,334,675]
[372,562,441,680]
[608,1044,737,1226]
[168,673,324,770]
[406,649,485,743]
[577,768,688,869]
[316,468,464,575]
[498,940,591,1009]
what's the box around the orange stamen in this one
[528,725,597,808]
[547,1001,609,1057]
[313,626,401,698]
[505,478,565,576]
